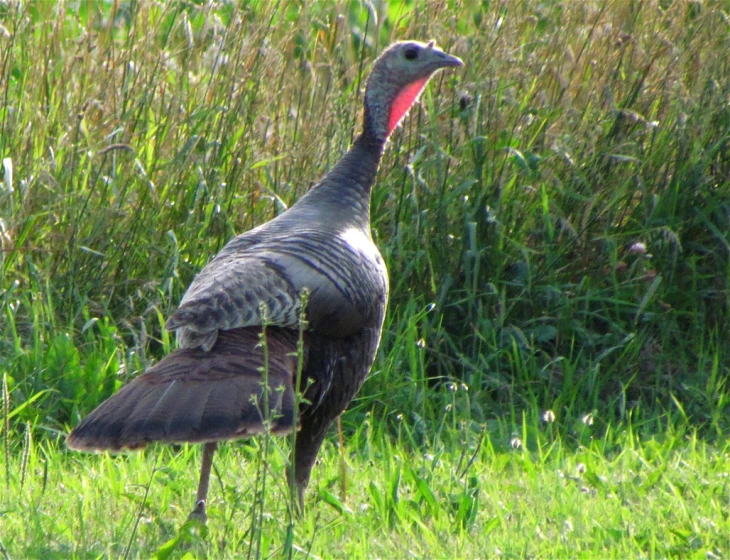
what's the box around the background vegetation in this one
[1,0,729,557]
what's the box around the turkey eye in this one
[404,47,419,60]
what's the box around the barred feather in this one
[67,328,303,451]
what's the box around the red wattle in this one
[387,77,430,136]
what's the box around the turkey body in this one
[68,39,462,520]
[69,135,388,504]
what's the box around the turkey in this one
[67,40,463,521]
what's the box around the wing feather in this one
[66,328,304,451]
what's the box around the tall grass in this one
[1,0,726,434]
[1,0,729,556]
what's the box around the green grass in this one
[1,0,730,557]
[3,417,730,558]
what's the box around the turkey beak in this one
[438,51,464,68]
[427,43,463,69]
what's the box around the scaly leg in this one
[187,441,218,523]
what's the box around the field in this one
[1,0,730,557]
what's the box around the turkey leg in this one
[187,441,218,523]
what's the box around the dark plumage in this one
[68,40,463,521]
[69,328,301,450]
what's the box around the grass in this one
[1,0,730,557]
[3,415,729,558]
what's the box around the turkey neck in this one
[297,131,385,232]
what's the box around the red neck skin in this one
[387,77,430,137]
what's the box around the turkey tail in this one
[67,327,305,452]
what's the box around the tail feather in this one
[67,327,304,452]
